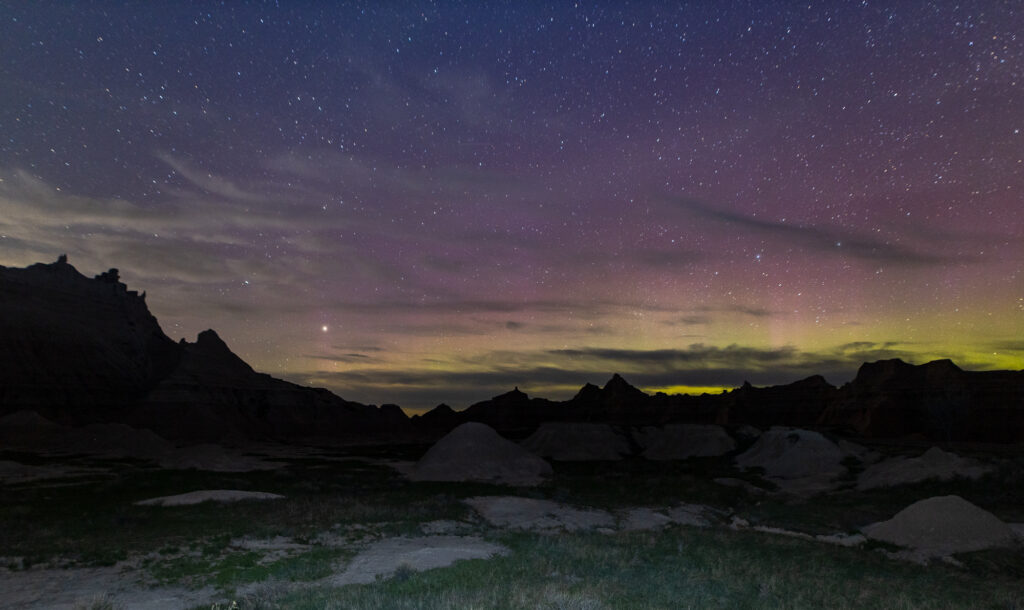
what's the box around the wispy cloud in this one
[669,197,971,267]
[158,153,270,203]
[661,304,778,327]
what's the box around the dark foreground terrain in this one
[1,431,1022,610]
[2,258,1022,608]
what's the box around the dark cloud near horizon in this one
[990,341,1024,353]
[295,340,927,410]
[305,352,383,364]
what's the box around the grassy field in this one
[1,444,1022,609]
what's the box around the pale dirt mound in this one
[861,495,1017,557]
[410,422,552,486]
[857,447,994,491]
[633,424,736,460]
[734,427,852,494]
[735,427,846,479]
[135,489,285,506]
[465,496,615,532]
[521,422,632,461]
[327,536,508,585]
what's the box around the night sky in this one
[2,2,1022,412]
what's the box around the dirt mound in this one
[135,490,285,506]
[410,422,552,486]
[861,495,1016,557]
[857,447,993,490]
[521,422,632,461]
[735,427,846,479]
[734,427,852,494]
[465,496,615,532]
[633,424,735,460]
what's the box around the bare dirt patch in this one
[325,536,508,586]
[0,564,216,610]
[135,490,285,506]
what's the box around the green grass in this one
[3,445,1024,609]
[147,545,351,592]
[212,527,1024,609]
[0,457,428,568]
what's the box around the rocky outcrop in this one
[410,404,462,437]
[564,374,645,423]
[0,257,179,423]
[721,375,836,429]
[0,257,409,443]
[457,387,556,434]
[423,362,1024,443]
[819,359,1024,442]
